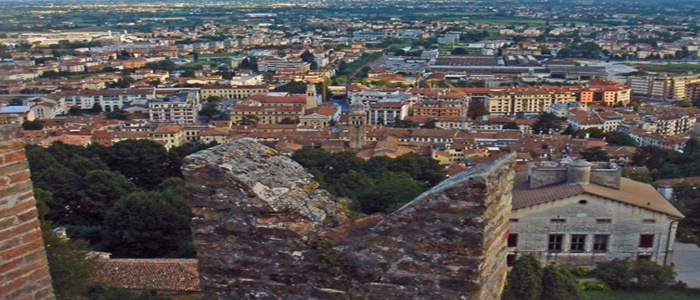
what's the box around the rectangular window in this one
[643,219,656,223]
[508,234,518,247]
[596,219,612,224]
[639,234,654,248]
[593,235,609,252]
[548,234,564,252]
[510,218,519,223]
[550,218,566,223]
[570,234,586,252]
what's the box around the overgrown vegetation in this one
[632,139,700,180]
[291,147,446,215]
[27,140,217,258]
[502,255,583,300]
[503,256,684,300]
[592,259,677,291]
[315,240,346,278]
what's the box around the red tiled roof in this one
[95,259,200,292]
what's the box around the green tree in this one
[355,171,424,214]
[25,145,58,176]
[503,255,543,300]
[103,183,192,258]
[42,221,97,299]
[105,110,130,120]
[279,117,298,124]
[86,283,160,300]
[583,127,604,139]
[199,102,220,119]
[580,146,611,162]
[592,259,633,290]
[389,152,446,186]
[274,81,308,94]
[683,138,700,155]
[69,106,83,116]
[300,50,315,64]
[34,164,84,225]
[237,115,260,125]
[604,131,637,147]
[91,103,103,114]
[291,146,332,173]
[451,47,469,55]
[532,112,565,134]
[22,120,43,130]
[632,260,676,291]
[79,170,138,224]
[467,100,487,120]
[101,139,180,189]
[540,266,584,300]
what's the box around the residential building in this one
[413,100,467,119]
[509,160,683,266]
[487,86,578,115]
[148,91,201,124]
[626,74,700,100]
[567,110,624,133]
[229,88,315,125]
[577,81,632,107]
[368,101,409,126]
[44,88,155,112]
[257,57,309,72]
[150,124,185,150]
[200,85,269,99]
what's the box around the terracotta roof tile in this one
[95,259,200,292]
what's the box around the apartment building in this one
[200,85,269,99]
[567,110,624,133]
[45,88,156,112]
[148,91,201,124]
[413,100,467,119]
[578,81,631,107]
[626,73,700,100]
[487,82,630,115]
[257,57,310,72]
[487,86,578,115]
[229,85,317,125]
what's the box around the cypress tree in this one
[503,255,543,300]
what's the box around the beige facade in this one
[151,124,185,150]
[148,91,201,124]
[200,85,269,99]
[627,74,700,100]
[488,91,577,115]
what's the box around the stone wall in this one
[183,138,515,299]
[589,164,621,189]
[0,123,55,300]
[529,161,621,189]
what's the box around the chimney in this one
[567,159,592,184]
[657,185,674,200]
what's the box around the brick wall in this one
[0,122,55,300]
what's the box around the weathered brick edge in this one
[0,123,56,300]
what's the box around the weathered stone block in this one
[183,139,515,300]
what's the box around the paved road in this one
[672,242,700,288]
